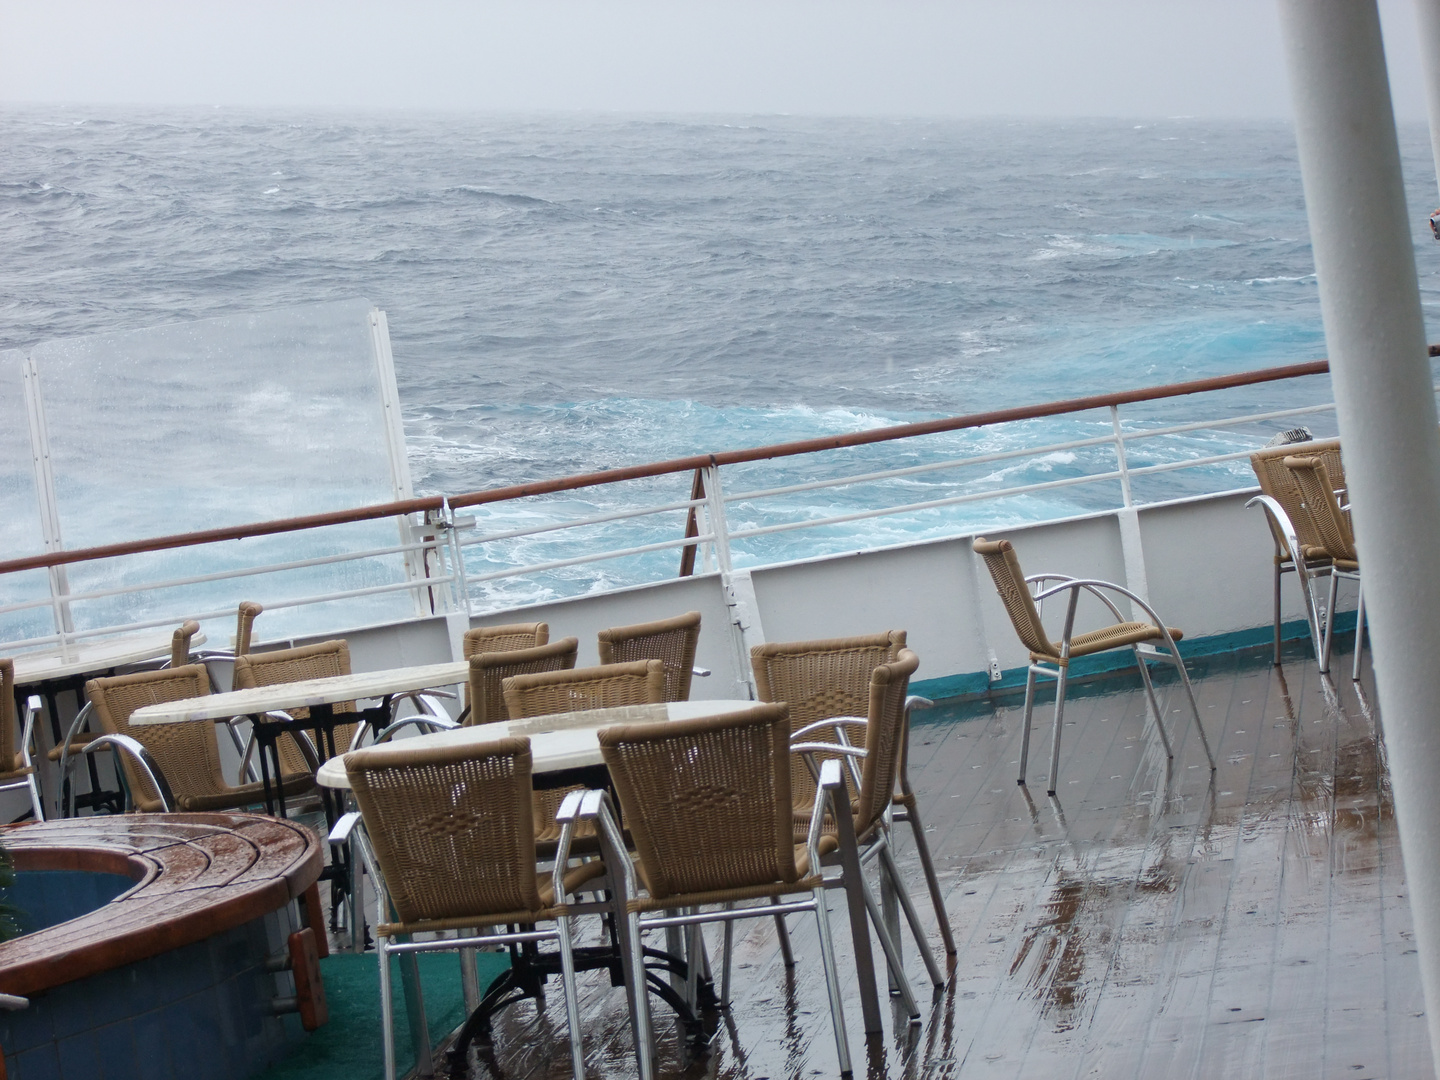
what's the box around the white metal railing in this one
[1,358,1401,650]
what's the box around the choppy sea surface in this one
[5,107,1440,625]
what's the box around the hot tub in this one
[0,814,325,1080]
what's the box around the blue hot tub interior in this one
[5,870,135,936]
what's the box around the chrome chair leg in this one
[1046,663,1071,797]
[878,842,945,988]
[811,884,854,1077]
[1017,666,1039,785]
[1353,584,1367,682]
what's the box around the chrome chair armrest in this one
[791,716,867,741]
[554,788,586,825]
[371,715,460,744]
[67,734,176,815]
[692,666,712,678]
[329,810,363,846]
[808,759,845,869]
[19,696,42,770]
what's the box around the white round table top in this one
[129,660,470,726]
[316,698,763,789]
[10,630,207,685]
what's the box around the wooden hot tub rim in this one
[0,813,322,996]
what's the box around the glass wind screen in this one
[13,299,417,642]
[0,354,54,645]
[33,298,399,543]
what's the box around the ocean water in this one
[5,107,1440,618]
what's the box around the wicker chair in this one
[232,640,360,773]
[0,659,47,821]
[337,737,607,1080]
[503,659,666,720]
[1284,453,1365,679]
[592,704,855,1079]
[47,619,202,771]
[462,637,576,727]
[973,537,1216,794]
[597,611,702,702]
[751,631,956,958]
[83,666,314,813]
[790,649,948,984]
[751,632,906,828]
[1248,439,1344,665]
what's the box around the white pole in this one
[1415,0,1440,199]
[1277,3,1440,1073]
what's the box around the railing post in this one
[21,354,73,644]
[702,462,733,575]
[678,468,706,577]
[1110,404,1150,608]
[704,464,761,698]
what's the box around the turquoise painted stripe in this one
[911,612,1357,704]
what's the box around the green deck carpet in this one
[255,950,511,1080]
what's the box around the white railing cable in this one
[0,538,449,618]
[458,497,705,547]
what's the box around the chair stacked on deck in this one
[82,664,314,813]
[339,737,610,1080]
[751,631,956,960]
[588,703,856,1080]
[230,603,360,778]
[503,659,667,719]
[0,659,47,821]
[461,623,578,727]
[54,619,203,816]
[1247,437,1346,666]
[972,536,1216,794]
[1283,453,1366,679]
[465,632,582,850]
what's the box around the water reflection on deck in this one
[451,643,1431,1079]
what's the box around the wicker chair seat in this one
[0,756,34,780]
[625,869,824,915]
[148,772,316,815]
[1030,621,1183,665]
[377,860,607,936]
[46,731,101,763]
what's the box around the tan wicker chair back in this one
[86,665,218,809]
[345,737,541,925]
[598,703,796,900]
[1283,454,1357,562]
[234,601,263,657]
[232,640,356,769]
[1250,439,1344,560]
[467,638,579,727]
[0,659,16,770]
[462,622,550,659]
[973,538,1059,658]
[854,650,920,837]
[751,631,907,808]
[597,611,701,702]
[503,659,665,720]
[170,620,200,668]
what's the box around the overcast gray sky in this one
[0,0,1433,119]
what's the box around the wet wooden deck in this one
[444,643,1431,1080]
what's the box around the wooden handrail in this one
[0,357,1340,577]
